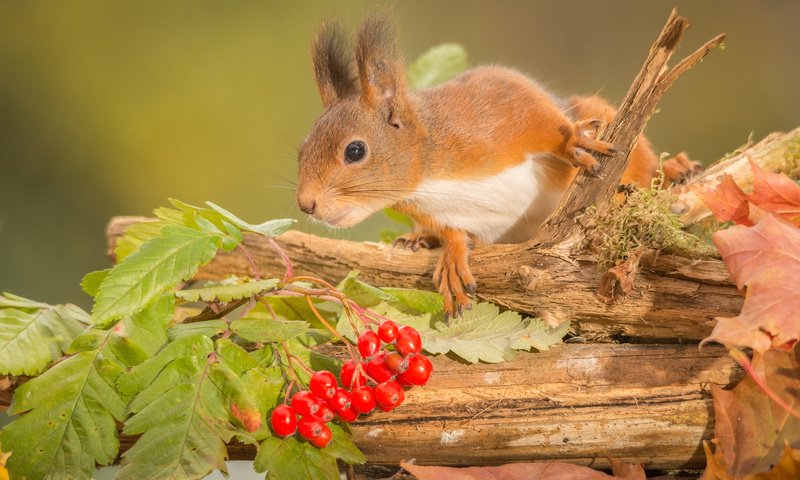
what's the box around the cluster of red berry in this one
[269,321,433,448]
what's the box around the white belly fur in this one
[407,154,564,244]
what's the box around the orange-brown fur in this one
[296,15,699,317]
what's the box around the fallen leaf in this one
[747,158,800,226]
[704,174,752,226]
[703,442,800,480]
[597,247,645,303]
[701,346,800,479]
[704,214,800,352]
[400,459,644,480]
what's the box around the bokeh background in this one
[2,0,799,310]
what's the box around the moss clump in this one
[785,133,800,174]
[586,171,716,269]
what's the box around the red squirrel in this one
[295,15,700,317]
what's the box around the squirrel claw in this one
[393,233,440,251]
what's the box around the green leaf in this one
[407,43,468,90]
[175,279,279,303]
[81,269,111,297]
[116,335,215,397]
[114,219,169,261]
[0,298,89,375]
[326,423,367,465]
[238,366,283,442]
[336,271,396,307]
[216,338,259,375]
[117,357,245,479]
[254,436,340,480]
[92,225,221,327]
[168,319,228,340]
[2,343,126,480]
[421,303,569,363]
[382,287,444,314]
[205,201,295,237]
[383,207,414,227]
[230,317,309,343]
[117,294,175,356]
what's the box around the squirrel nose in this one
[298,199,316,215]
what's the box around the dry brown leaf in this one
[704,174,752,226]
[701,346,800,479]
[597,247,645,303]
[400,459,645,480]
[703,442,800,480]
[704,214,800,352]
[747,158,800,226]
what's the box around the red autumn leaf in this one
[400,458,645,480]
[701,347,800,479]
[704,214,800,353]
[230,403,261,433]
[747,157,800,226]
[704,174,752,226]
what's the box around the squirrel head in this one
[297,14,424,228]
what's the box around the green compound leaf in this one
[2,334,127,480]
[421,303,569,363]
[114,219,169,261]
[81,268,111,297]
[254,435,340,480]
[205,201,295,238]
[0,295,89,376]
[92,225,222,327]
[327,423,367,465]
[230,317,309,343]
[168,319,228,340]
[408,43,468,90]
[175,279,279,303]
[117,356,251,480]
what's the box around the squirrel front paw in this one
[563,119,617,176]
[393,233,441,251]
[662,152,702,186]
[433,230,476,322]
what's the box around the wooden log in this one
[103,344,741,470]
[107,218,738,342]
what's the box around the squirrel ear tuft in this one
[312,22,358,108]
[355,12,407,107]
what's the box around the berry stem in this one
[237,244,261,280]
[267,237,293,282]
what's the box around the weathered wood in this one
[533,10,725,246]
[107,217,739,341]
[672,127,800,226]
[94,344,741,470]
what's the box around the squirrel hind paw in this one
[434,246,476,322]
[393,233,440,251]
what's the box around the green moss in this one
[784,133,800,174]
[585,170,716,269]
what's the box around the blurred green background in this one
[2,0,799,309]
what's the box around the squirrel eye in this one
[344,141,367,164]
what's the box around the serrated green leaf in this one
[408,43,468,90]
[116,335,214,397]
[168,319,228,340]
[421,303,568,363]
[0,291,51,310]
[239,366,283,441]
[216,338,259,375]
[325,423,367,465]
[336,271,395,307]
[114,219,169,261]
[205,201,295,237]
[230,317,309,343]
[175,279,279,303]
[3,343,126,480]
[81,269,111,297]
[382,287,443,314]
[119,294,174,356]
[254,435,339,480]
[92,225,221,327]
[0,299,89,375]
[117,356,241,480]
[256,295,339,331]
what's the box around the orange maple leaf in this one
[747,158,800,226]
[704,214,800,353]
[704,174,752,226]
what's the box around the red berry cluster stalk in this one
[269,320,433,448]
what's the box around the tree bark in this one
[100,344,739,471]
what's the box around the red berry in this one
[383,351,407,374]
[401,354,433,386]
[290,391,319,416]
[270,405,297,437]
[298,415,325,441]
[309,370,338,400]
[309,423,333,448]
[327,387,352,412]
[374,380,405,411]
[316,400,335,423]
[350,386,376,414]
[357,330,381,358]
[395,372,413,387]
[395,326,422,356]
[378,320,399,343]
[337,405,360,422]
[366,354,394,383]
[340,359,367,389]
